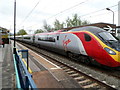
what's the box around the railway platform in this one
[16,41,82,88]
[0,43,14,89]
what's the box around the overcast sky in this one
[0,0,120,33]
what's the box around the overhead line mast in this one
[13,0,16,54]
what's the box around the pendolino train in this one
[15,26,120,68]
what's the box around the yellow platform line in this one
[18,51,32,74]
[22,58,32,74]
[16,46,32,73]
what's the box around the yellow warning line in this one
[22,58,32,74]
[16,49,32,74]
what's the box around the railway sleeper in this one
[67,70,76,74]
[70,73,79,77]
[78,79,90,84]
[82,83,99,89]
[64,68,71,72]
[76,78,86,82]
[74,76,84,80]
[80,80,95,86]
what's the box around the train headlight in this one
[104,48,116,55]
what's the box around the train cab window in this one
[98,32,117,41]
[84,33,91,41]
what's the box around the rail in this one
[13,50,37,89]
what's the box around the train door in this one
[33,35,35,44]
[55,33,60,49]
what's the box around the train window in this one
[84,34,91,41]
[98,32,117,41]
[24,37,30,39]
[57,36,59,40]
[38,36,55,42]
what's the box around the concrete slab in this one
[33,71,63,88]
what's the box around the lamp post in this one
[106,8,114,25]
[13,0,16,54]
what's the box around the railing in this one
[13,50,37,89]
[13,54,21,88]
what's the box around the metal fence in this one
[13,50,37,89]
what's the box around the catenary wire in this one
[47,0,89,20]
[25,4,118,29]
[19,0,41,26]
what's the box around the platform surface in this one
[0,43,14,89]
[16,42,82,88]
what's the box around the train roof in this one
[68,26,105,34]
[62,22,116,31]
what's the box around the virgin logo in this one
[63,35,71,50]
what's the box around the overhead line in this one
[24,3,118,29]
[25,0,89,29]
[47,0,89,19]
[79,4,118,18]
[84,10,118,19]
[19,0,40,26]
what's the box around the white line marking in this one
[29,49,61,69]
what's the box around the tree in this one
[71,14,81,27]
[66,17,72,28]
[43,20,52,32]
[34,29,44,34]
[54,19,64,30]
[17,29,27,35]
[42,14,90,32]
[65,14,90,28]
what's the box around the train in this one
[14,26,120,68]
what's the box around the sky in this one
[0,0,120,34]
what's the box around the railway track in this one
[17,41,118,89]
[49,60,108,89]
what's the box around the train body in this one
[15,26,120,68]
